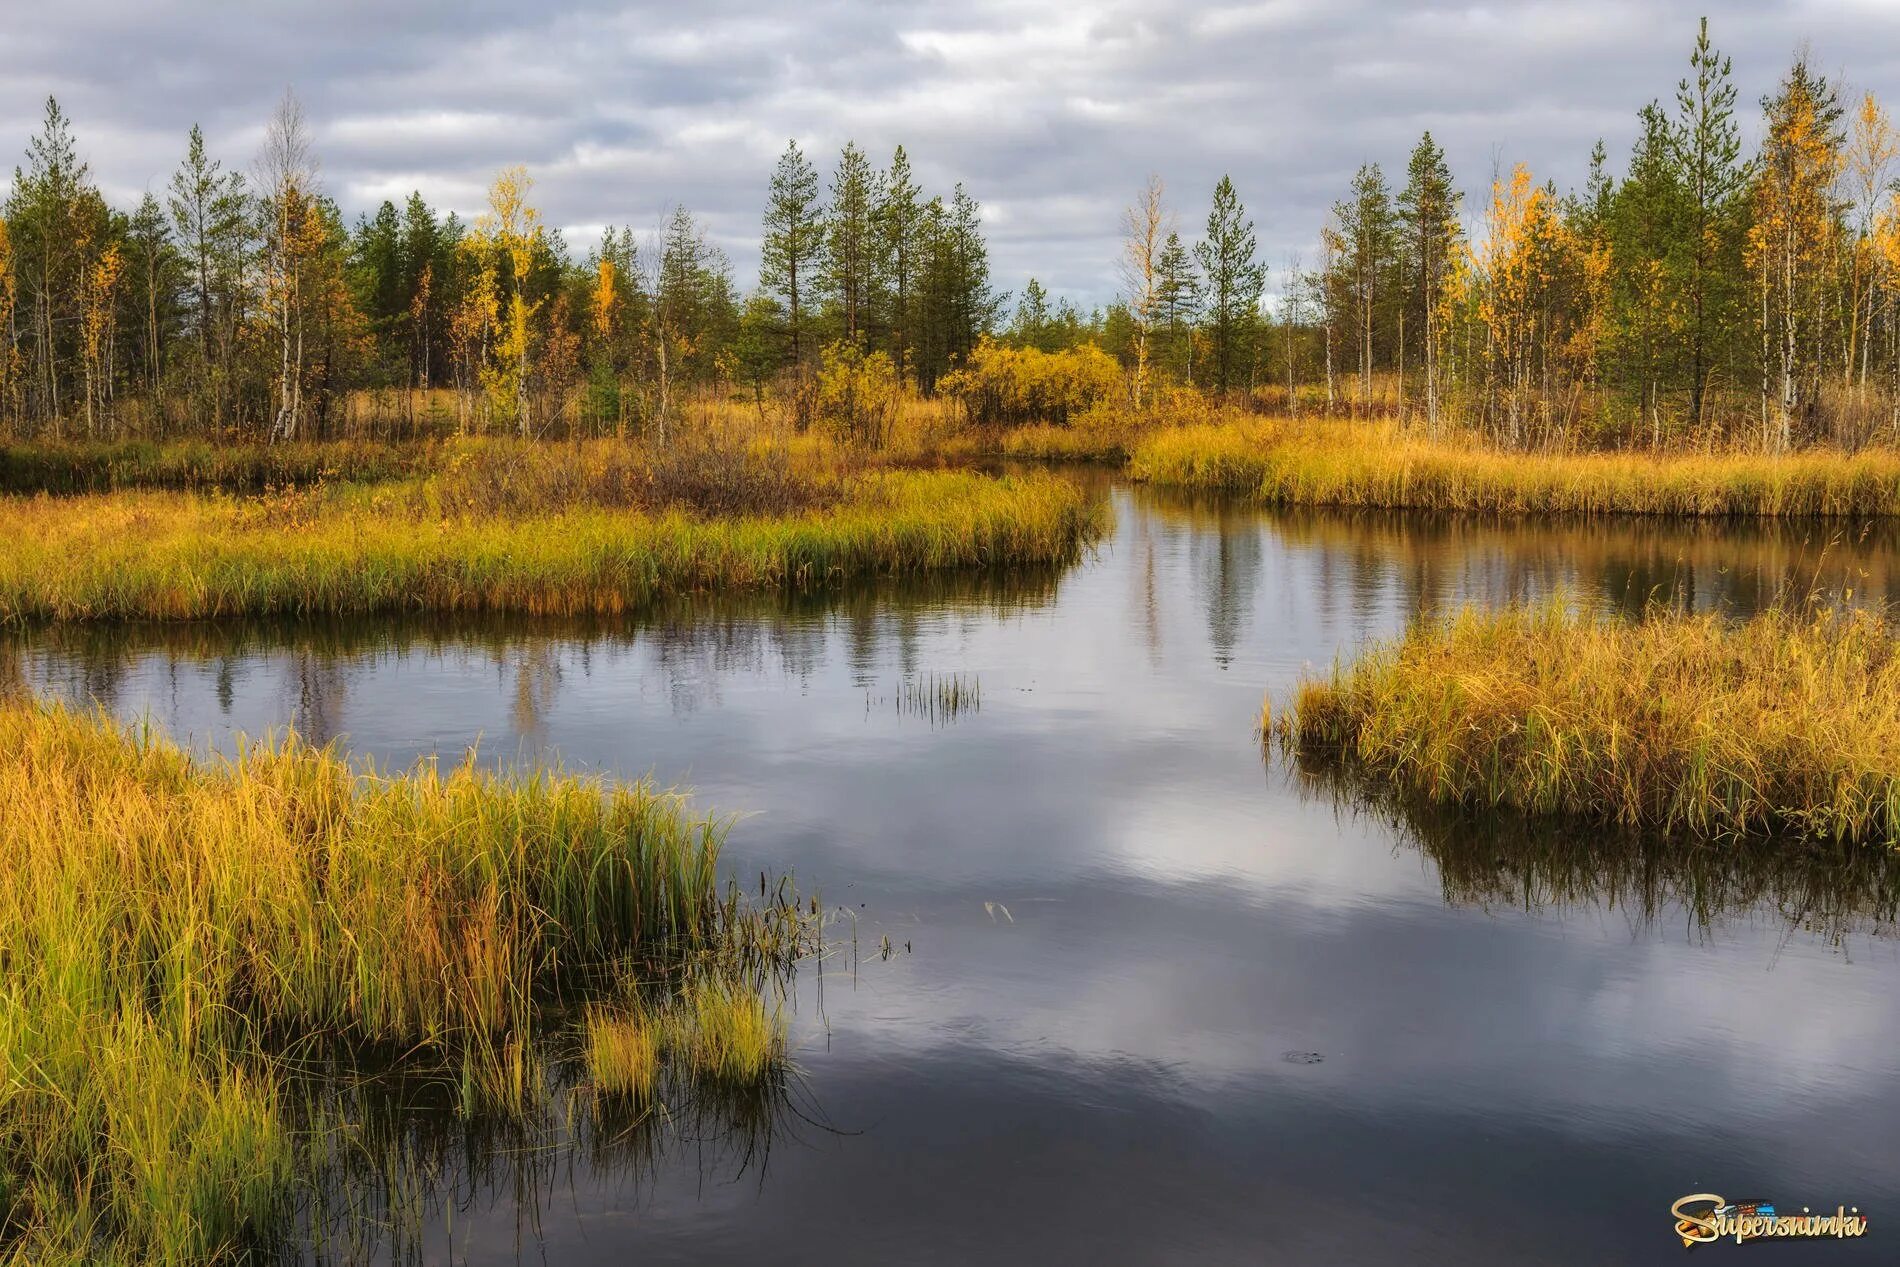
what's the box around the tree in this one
[1155,230,1199,384]
[1397,133,1461,431]
[167,123,248,425]
[473,166,544,435]
[1669,16,1748,426]
[8,96,105,430]
[258,89,319,442]
[760,140,825,369]
[824,141,878,343]
[123,193,176,399]
[875,145,924,379]
[1748,52,1844,448]
[1119,173,1169,409]
[1194,175,1265,393]
[1608,102,1689,440]
[914,184,1002,390]
[1332,163,1396,409]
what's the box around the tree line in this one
[1107,20,1900,450]
[6,19,1900,451]
[0,102,1002,441]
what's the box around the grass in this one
[1272,599,1900,847]
[0,467,1100,623]
[0,437,430,494]
[1130,418,1900,517]
[0,697,812,1263]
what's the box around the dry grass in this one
[1132,418,1900,517]
[1273,600,1900,846]
[0,468,1101,623]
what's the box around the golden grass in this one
[0,468,1100,623]
[663,979,787,1085]
[0,697,804,1262]
[1273,601,1900,846]
[1131,418,1900,517]
[585,1005,662,1101]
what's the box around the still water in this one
[12,481,1900,1265]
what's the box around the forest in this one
[1,19,1897,453]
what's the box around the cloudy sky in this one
[7,1,1900,309]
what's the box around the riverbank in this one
[1128,419,1900,517]
[0,698,806,1264]
[1272,601,1900,847]
[0,467,1100,623]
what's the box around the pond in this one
[11,480,1900,1264]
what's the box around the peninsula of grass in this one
[1130,419,1900,518]
[0,466,1099,623]
[1272,602,1900,847]
[0,698,808,1264]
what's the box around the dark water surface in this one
[12,482,1900,1265]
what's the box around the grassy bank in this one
[1273,602,1900,847]
[0,698,807,1263]
[1130,419,1900,517]
[0,468,1099,623]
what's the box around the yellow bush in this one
[940,338,1121,427]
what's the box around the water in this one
[12,482,1900,1265]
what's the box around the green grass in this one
[0,698,810,1263]
[1273,600,1900,846]
[1131,419,1900,517]
[0,468,1101,623]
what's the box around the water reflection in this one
[1290,753,1900,950]
[8,483,1900,1264]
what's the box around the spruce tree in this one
[1194,175,1264,393]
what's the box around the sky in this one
[6,1,1900,311]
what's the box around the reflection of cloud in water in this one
[9,483,1900,1264]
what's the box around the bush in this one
[816,341,902,449]
[939,338,1121,427]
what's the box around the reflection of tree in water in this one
[1257,507,1899,622]
[1193,517,1262,669]
[2,563,1073,733]
[1286,752,1900,949]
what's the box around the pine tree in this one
[824,141,878,344]
[1670,16,1748,426]
[760,139,825,368]
[1397,132,1461,430]
[166,123,248,422]
[875,146,923,379]
[1194,175,1264,393]
[1155,231,1200,384]
[1333,163,1396,408]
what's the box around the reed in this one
[0,697,804,1262]
[1273,600,1900,847]
[1131,419,1900,518]
[0,469,1101,623]
[584,1005,662,1101]
[662,978,787,1085]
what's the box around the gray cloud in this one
[6,1,1900,308]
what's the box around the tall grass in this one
[1132,418,1900,517]
[0,469,1101,623]
[0,698,807,1262]
[1273,601,1900,846]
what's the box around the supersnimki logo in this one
[1671,1194,1869,1247]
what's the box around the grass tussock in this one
[1274,601,1900,846]
[0,697,806,1262]
[0,468,1100,623]
[1131,418,1900,517]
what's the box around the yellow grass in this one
[1274,601,1900,846]
[1131,418,1900,517]
[0,468,1100,623]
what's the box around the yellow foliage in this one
[939,338,1120,427]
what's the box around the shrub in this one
[940,338,1121,427]
[816,341,902,449]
